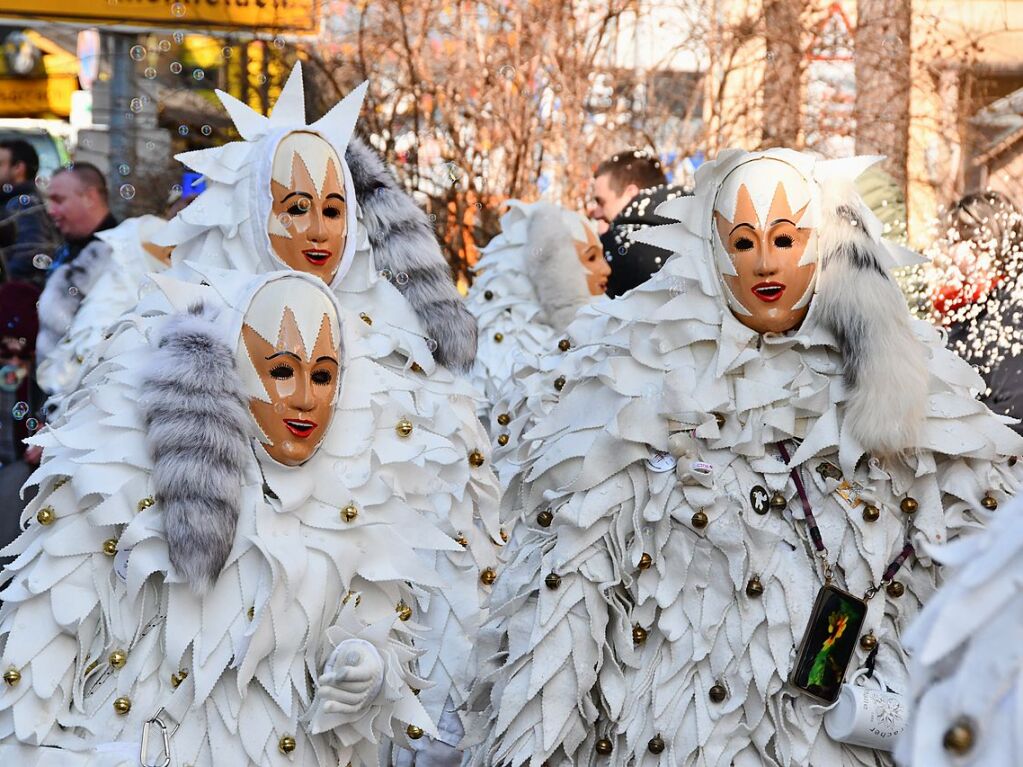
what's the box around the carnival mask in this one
[575,224,611,296]
[237,278,342,466]
[268,131,349,283]
[713,159,817,334]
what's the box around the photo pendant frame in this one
[789,584,868,704]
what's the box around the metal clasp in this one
[140,707,178,767]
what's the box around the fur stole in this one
[35,240,111,361]
[345,137,478,372]
[139,303,252,593]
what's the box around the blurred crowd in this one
[2,140,1023,544]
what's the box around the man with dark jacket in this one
[0,139,58,284]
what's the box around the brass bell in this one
[709,683,727,703]
[714,413,726,428]
[278,735,297,753]
[468,449,486,468]
[900,497,919,515]
[545,573,562,590]
[406,724,425,740]
[862,505,880,523]
[981,495,998,510]
[113,696,131,715]
[102,538,118,556]
[341,504,358,523]
[496,413,511,426]
[247,606,255,620]
[558,339,571,352]
[553,376,566,391]
[3,667,20,686]
[480,567,497,586]
[497,434,509,446]
[108,650,127,669]
[342,590,362,607]
[537,509,553,527]
[859,631,877,651]
[396,417,414,438]
[456,534,469,547]
[410,361,424,374]
[137,496,155,512]
[632,625,647,645]
[170,669,188,688]
[359,312,373,325]
[943,718,975,755]
[769,492,787,511]
[638,553,653,570]
[493,332,504,343]
[886,581,905,598]
[745,576,764,598]
[691,510,708,529]
[484,290,494,301]
[397,601,413,621]
[648,735,665,754]
[1010,456,1018,467]
[36,506,55,525]
[54,476,69,489]
[595,737,613,755]
[500,528,509,543]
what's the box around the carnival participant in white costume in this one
[57,67,498,765]
[0,269,470,767]
[466,202,608,474]
[897,490,1023,766]
[465,148,1023,767]
[36,215,173,407]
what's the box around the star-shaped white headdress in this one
[155,62,369,286]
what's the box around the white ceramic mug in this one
[823,669,907,751]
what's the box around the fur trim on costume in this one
[139,303,251,593]
[345,136,478,371]
[525,203,592,333]
[35,240,111,361]
[815,182,928,456]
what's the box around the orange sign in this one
[0,75,75,117]
[0,0,320,34]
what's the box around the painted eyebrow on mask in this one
[729,222,756,235]
[325,193,345,203]
[770,218,797,227]
[315,355,339,364]
[265,351,303,361]
[280,191,313,204]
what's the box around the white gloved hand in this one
[315,638,385,716]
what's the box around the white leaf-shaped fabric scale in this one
[463,149,1023,766]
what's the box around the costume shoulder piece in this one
[465,148,1023,767]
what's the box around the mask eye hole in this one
[774,234,794,248]
[733,236,754,252]
[269,364,294,380]
[311,369,333,385]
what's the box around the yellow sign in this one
[0,75,75,117]
[0,0,320,34]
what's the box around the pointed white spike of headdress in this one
[311,80,369,151]
[215,89,271,141]
[631,222,697,253]
[148,271,222,314]
[268,61,306,127]
[883,239,928,268]
[654,194,703,223]
[815,155,884,185]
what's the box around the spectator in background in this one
[0,139,58,284]
[592,149,694,298]
[934,190,1023,434]
[36,163,116,387]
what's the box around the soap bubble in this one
[32,253,51,270]
[296,197,310,212]
[25,418,38,431]
[221,46,232,58]
[273,36,285,49]
[144,67,157,80]
[170,61,182,74]
[18,194,29,205]
[499,65,515,80]
[119,184,136,200]
[117,163,130,176]
[200,124,212,136]
[171,184,182,194]
[129,98,143,113]
[158,39,171,52]
[379,269,392,281]
[396,272,409,285]
[11,401,29,420]
[1,184,11,194]
[178,125,189,136]
[192,68,205,81]
[426,338,438,352]
[129,45,146,61]
[278,213,293,228]
[68,286,79,296]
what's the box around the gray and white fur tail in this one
[814,182,928,457]
[140,303,252,594]
[345,137,478,372]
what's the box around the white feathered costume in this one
[466,202,603,480]
[465,148,1023,767]
[0,68,501,766]
[35,215,170,408]
[897,481,1023,766]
